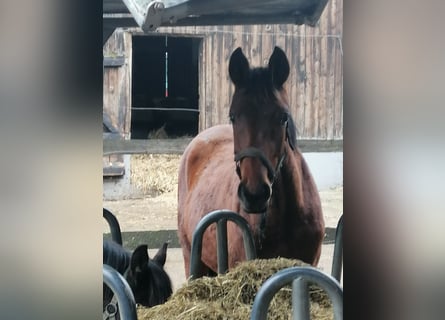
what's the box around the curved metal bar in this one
[331,214,343,282]
[103,264,137,320]
[189,210,257,279]
[103,208,123,245]
[250,267,343,320]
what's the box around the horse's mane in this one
[286,114,298,150]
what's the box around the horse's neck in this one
[104,240,132,275]
[242,152,304,246]
[275,151,304,208]
[260,152,304,230]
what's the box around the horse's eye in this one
[229,114,235,124]
[280,113,288,126]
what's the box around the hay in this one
[147,125,168,139]
[131,154,181,195]
[138,258,334,320]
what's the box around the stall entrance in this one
[131,35,201,138]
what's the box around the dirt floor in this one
[103,186,342,232]
[103,186,343,290]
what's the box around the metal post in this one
[103,208,123,245]
[189,210,257,279]
[217,219,229,274]
[103,264,137,320]
[292,278,310,320]
[250,267,343,320]
[331,214,343,282]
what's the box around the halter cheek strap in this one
[234,147,286,185]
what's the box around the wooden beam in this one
[103,138,193,155]
[103,56,126,67]
[103,166,125,177]
[297,139,343,153]
[103,138,342,155]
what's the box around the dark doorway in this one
[131,35,201,138]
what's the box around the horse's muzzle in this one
[237,182,271,213]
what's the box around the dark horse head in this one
[103,240,172,309]
[229,47,297,213]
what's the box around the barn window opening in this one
[131,35,200,139]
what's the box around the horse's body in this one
[178,47,325,278]
[103,240,172,309]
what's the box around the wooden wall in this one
[157,0,342,139]
[106,0,342,140]
[103,31,132,137]
[103,31,132,176]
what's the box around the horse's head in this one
[125,243,172,307]
[229,47,296,213]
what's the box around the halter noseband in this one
[234,147,286,247]
[234,147,286,186]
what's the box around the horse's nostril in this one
[238,182,271,204]
[256,183,271,200]
[238,182,271,213]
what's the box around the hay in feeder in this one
[138,258,334,320]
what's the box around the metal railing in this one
[331,214,343,282]
[103,264,137,320]
[250,266,343,320]
[189,210,257,279]
[103,208,123,245]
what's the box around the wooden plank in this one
[103,30,132,137]
[103,138,342,155]
[323,2,336,139]
[214,27,223,125]
[199,36,206,131]
[296,139,343,153]
[222,24,234,123]
[103,166,125,177]
[124,32,133,135]
[304,31,314,139]
[319,8,328,139]
[103,152,125,177]
[103,56,125,67]
[103,138,193,155]
[312,25,321,139]
[103,132,122,140]
[331,0,343,139]
[296,24,306,134]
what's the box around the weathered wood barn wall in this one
[104,0,342,141]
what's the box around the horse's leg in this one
[191,261,217,278]
[178,234,214,278]
[181,240,217,278]
[180,238,192,278]
[183,255,191,278]
[202,265,217,277]
[182,250,216,278]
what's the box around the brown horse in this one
[178,47,325,278]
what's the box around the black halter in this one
[234,147,286,187]
[234,146,287,247]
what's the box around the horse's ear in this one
[229,47,250,87]
[153,242,168,267]
[268,47,290,88]
[130,245,149,273]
